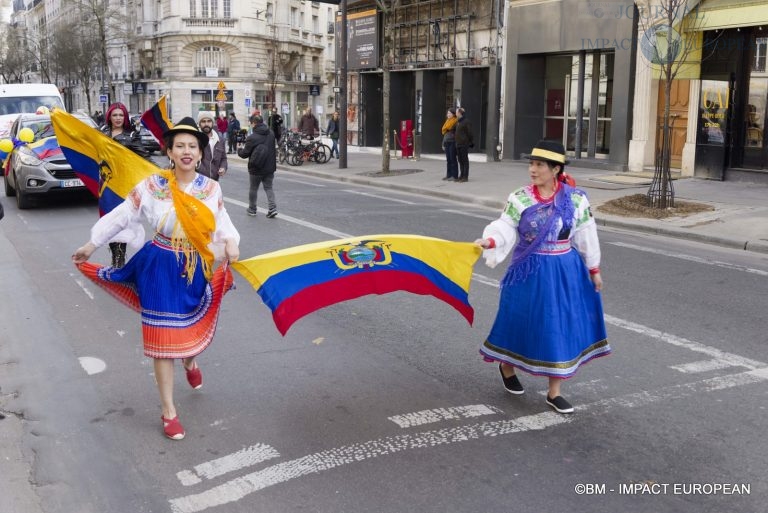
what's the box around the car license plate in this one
[61,178,84,188]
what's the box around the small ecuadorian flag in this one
[51,109,158,216]
[232,234,481,336]
[140,95,173,148]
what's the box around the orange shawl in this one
[159,170,215,283]
[441,117,457,135]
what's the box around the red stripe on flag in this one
[270,269,473,335]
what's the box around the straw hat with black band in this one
[522,140,570,167]
[163,116,209,150]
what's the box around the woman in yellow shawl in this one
[441,107,459,181]
[72,117,240,441]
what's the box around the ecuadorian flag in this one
[232,235,481,336]
[28,137,63,160]
[140,95,173,147]
[51,110,158,216]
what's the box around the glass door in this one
[742,34,768,169]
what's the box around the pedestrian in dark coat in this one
[441,107,459,181]
[196,111,228,181]
[226,113,241,153]
[455,108,474,182]
[238,114,277,218]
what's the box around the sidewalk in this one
[276,147,768,254]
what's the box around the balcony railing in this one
[183,17,236,28]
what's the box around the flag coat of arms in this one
[232,235,481,335]
[51,110,159,216]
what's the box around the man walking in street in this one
[268,107,283,141]
[197,111,228,181]
[238,114,277,218]
[227,112,241,153]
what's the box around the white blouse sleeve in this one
[212,191,240,245]
[89,184,146,249]
[570,191,601,270]
[480,190,523,268]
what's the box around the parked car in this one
[138,125,161,154]
[130,114,161,154]
[3,112,97,209]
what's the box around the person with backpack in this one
[238,114,277,218]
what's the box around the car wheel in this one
[4,174,15,197]
[14,174,31,209]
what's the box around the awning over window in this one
[693,0,768,31]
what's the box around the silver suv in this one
[3,113,97,209]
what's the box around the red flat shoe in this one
[185,362,202,390]
[162,415,185,440]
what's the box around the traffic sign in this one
[245,98,252,108]
[99,94,108,103]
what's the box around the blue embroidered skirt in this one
[480,247,610,378]
[77,234,233,359]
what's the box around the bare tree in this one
[68,0,132,101]
[636,0,714,209]
[374,0,401,173]
[0,25,29,83]
[50,21,101,114]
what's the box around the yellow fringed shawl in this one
[441,117,457,135]
[159,170,215,283]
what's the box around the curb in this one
[276,164,768,255]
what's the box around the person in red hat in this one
[72,117,240,440]
[474,139,608,415]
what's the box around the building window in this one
[223,0,231,18]
[265,2,273,23]
[190,0,196,17]
[211,0,218,18]
[201,0,209,18]
[194,46,230,77]
[290,7,298,28]
[312,15,319,34]
[754,37,767,72]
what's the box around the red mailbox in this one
[399,119,414,158]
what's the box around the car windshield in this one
[0,96,65,115]
[21,114,96,142]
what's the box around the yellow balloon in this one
[18,127,35,143]
[0,139,12,153]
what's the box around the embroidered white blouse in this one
[481,185,601,270]
[89,174,240,258]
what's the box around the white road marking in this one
[224,198,352,239]
[342,190,416,205]
[387,404,502,428]
[442,209,496,220]
[604,315,765,370]
[168,411,570,513]
[607,241,768,277]
[73,277,95,300]
[670,358,738,374]
[535,379,609,397]
[77,356,106,375]
[471,272,500,288]
[277,177,327,187]
[176,444,281,486]
[169,366,768,512]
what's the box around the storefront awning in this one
[693,0,768,31]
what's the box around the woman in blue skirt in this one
[474,140,609,414]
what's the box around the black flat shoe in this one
[546,395,574,414]
[499,364,524,395]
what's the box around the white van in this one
[0,83,66,137]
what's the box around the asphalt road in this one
[1,162,767,513]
